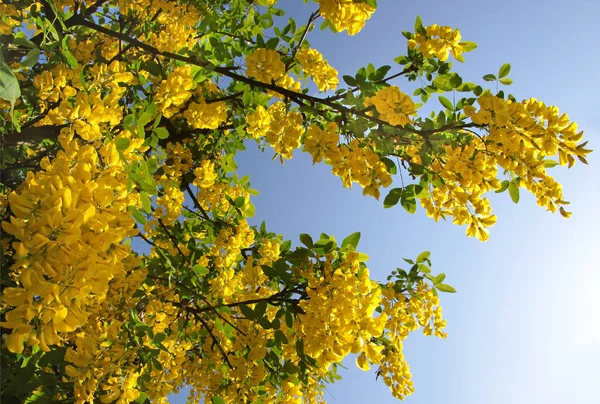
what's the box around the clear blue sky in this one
[172,1,600,403]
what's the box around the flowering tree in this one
[0,0,591,403]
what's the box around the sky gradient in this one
[173,1,599,402]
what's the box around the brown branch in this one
[156,218,186,259]
[194,313,234,369]
[134,225,156,247]
[205,91,244,104]
[214,31,256,44]
[198,298,247,337]
[182,180,212,222]
[284,10,320,71]
[1,125,66,146]
[35,16,487,149]
[326,64,421,102]
[68,17,444,137]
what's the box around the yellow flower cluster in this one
[147,1,200,52]
[297,252,386,370]
[208,220,255,299]
[154,66,195,118]
[33,64,72,112]
[115,0,199,52]
[34,63,135,142]
[245,102,303,159]
[63,265,151,403]
[296,48,339,92]
[0,3,20,35]
[332,139,393,199]
[1,131,141,354]
[183,82,228,129]
[193,159,218,189]
[160,141,194,180]
[267,102,304,159]
[246,48,285,83]
[365,86,416,127]
[69,34,120,63]
[415,142,499,241]
[303,122,340,163]
[318,0,375,36]
[64,316,143,402]
[183,100,228,129]
[463,93,590,214]
[408,24,465,62]
[303,123,392,198]
[196,180,252,217]
[268,73,302,100]
[155,183,185,224]
[245,105,271,139]
[378,281,446,399]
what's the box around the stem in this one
[67,16,485,140]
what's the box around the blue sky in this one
[172,1,600,403]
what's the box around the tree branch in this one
[1,125,66,146]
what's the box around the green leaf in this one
[460,41,477,52]
[433,273,446,284]
[416,251,430,263]
[380,156,397,174]
[400,189,417,214]
[21,47,40,67]
[357,252,370,262]
[394,55,409,65]
[266,37,279,49]
[296,339,305,356]
[433,75,453,91]
[438,96,454,111]
[435,283,456,293]
[132,392,149,404]
[115,137,131,150]
[456,82,476,92]
[61,37,78,69]
[285,310,294,328]
[130,207,147,224]
[498,63,511,78]
[192,265,209,276]
[343,75,356,86]
[211,397,226,404]
[508,181,520,204]
[254,301,268,318]
[154,127,169,139]
[14,36,36,48]
[154,333,166,344]
[499,77,513,85]
[342,232,361,249]
[418,264,431,273]
[483,74,496,82]
[414,185,430,198]
[234,197,245,208]
[283,361,299,374]
[449,73,463,88]
[414,15,426,36]
[495,180,509,193]
[544,160,559,168]
[24,391,48,403]
[299,233,313,248]
[0,53,21,106]
[383,188,402,208]
[239,304,255,320]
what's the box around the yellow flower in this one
[365,86,416,127]
[245,48,285,83]
[318,0,375,36]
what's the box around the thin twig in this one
[194,313,234,369]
